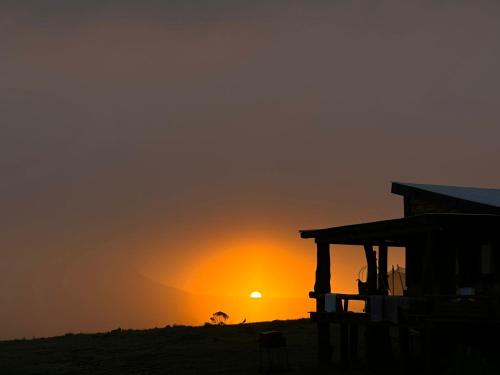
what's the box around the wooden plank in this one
[378,244,388,295]
[309,311,368,324]
[300,214,500,243]
[343,298,349,312]
[309,292,368,301]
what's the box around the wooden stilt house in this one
[300,182,500,369]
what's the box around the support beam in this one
[378,244,388,295]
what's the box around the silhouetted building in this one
[300,182,500,370]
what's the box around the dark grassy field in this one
[0,319,369,375]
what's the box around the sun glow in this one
[250,291,262,299]
[178,237,317,323]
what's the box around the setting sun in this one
[250,291,262,299]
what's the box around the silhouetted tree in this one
[209,311,229,325]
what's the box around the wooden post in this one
[314,240,331,295]
[340,323,349,365]
[349,323,359,362]
[377,244,391,367]
[364,244,377,295]
[378,244,388,295]
[423,231,437,294]
[364,244,377,367]
[314,240,331,365]
[405,242,418,296]
[314,240,331,306]
[365,244,393,368]
[399,325,410,366]
[423,321,433,371]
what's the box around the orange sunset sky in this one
[2,1,500,340]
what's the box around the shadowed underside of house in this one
[300,182,500,370]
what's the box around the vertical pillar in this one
[378,244,391,364]
[378,244,388,295]
[340,323,349,365]
[314,240,331,365]
[349,323,359,362]
[405,242,418,295]
[399,325,410,366]
[314,240,331,295]
[365,244,392,368]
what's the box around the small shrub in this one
[208,311,229,325]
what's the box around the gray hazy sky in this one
[1,1,500,339]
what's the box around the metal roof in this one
[392,182,500,208]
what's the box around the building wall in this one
[404,196,500,217]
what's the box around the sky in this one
[1,0,500,339]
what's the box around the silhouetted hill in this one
[0,262,198,339]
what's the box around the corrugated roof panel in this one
[394,182,500,208]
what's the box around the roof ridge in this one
[393,181,500,191]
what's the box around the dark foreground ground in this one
[4,319,496,375]
[0,319,369,375]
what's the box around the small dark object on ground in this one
[259,331,289,372]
